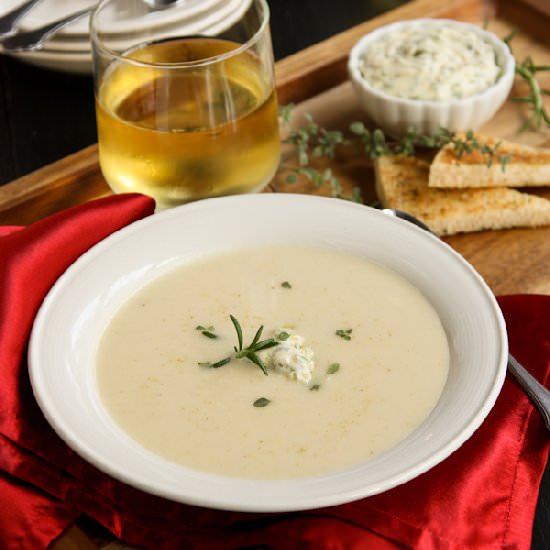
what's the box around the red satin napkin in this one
[0,194,549,550]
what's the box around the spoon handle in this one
[0,8,92,52]
[0,0,43,37]
[508,353,550,431]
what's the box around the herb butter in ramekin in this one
[348,19,515,136]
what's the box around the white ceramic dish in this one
[28,194,508,512]
[348,18,515,136]
[1,0,223,36]
[43,0,250,53]
[3,0,252,74]
[8,48,92,74]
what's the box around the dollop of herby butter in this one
[359,24,501,101]
[262,330,315,384]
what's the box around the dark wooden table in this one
[0,1,548,548]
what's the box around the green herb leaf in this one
[327,363,340,374]
[504,36,550,130]
[253,397,271,407]
[251,338,280,352]
[499,154,511,172]
[335,328,352,341]
[281,281,292,288]
[277,331,291,341]
[249,324,264,348]
[199,356,232,369]
[230,314,243,351]
[309,384,321,391]
[240,351,269,376]
[278,103,294,125]
[503,27,518,47]
[195,325,218,339]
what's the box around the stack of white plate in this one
[0,0,253,74]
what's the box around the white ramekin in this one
[347,18,516,137]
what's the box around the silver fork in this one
[0,8,92,52]
[0,0,43,37]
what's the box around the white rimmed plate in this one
[43,0,250,53]
[1,0,223,36]
[28,194,508,512]
[7,48,92,74]
[3,0,253,74]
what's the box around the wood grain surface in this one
[1,0,549,547]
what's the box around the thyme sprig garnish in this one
[335,328,353,341]
[280,108,508,202]
[199,315,279,375]
[231,315,280,375]
[282,111,348,199]
[196,324,218,339]
[504,29,550,131]
[350,124,510,170]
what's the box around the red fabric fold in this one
[0,194,548,550]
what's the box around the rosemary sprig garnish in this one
[199,315,279,375]
[503,28,550,131]
[512,56,550,130]
[231,314,280,375]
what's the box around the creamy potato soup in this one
[97,246,449,479]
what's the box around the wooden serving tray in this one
[0,0,548,547]
[2,0,550,301]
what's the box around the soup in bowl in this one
[29,194,507,511]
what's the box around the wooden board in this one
[1,0,548,547]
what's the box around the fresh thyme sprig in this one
[347,122,509,169]
[445,130,510,171]
[199,315,279,375]
[282,111,349,199]
[335,328,353,341]
[280,108,508,202]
